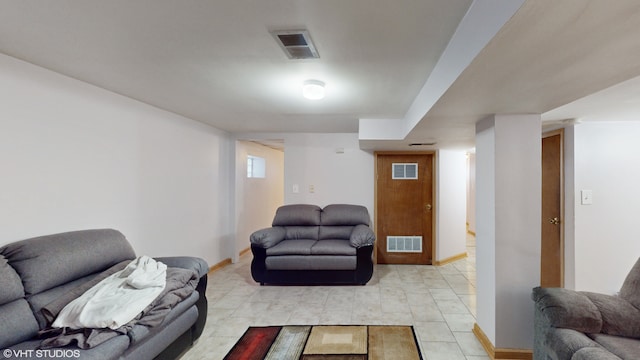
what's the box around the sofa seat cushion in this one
[127,291,199,345]
[572,347,623,360]
[266,240,316,256]
[121,306,198,360]
[589,333,640,360]
[0,299,40,349]
[311,240,356,256]
[265,255,357,270]
[29,272,107,329]
[544,327,602,360]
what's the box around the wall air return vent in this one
[387,236,423,253]
[271,29,320,59]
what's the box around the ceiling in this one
[2,0,640,151]
[406,0,640,150]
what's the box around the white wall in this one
[467,152,477,234]
[436,150,468,261]
[475,114,541,349]
[0,54,233,267]
[475,118,497,345]
[240,133,473,266]
[572,121,640,294]
[235,141,284,260]
[283,133,374,216]
[563,126,576,290]
[493,115,541,349]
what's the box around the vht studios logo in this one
[3,349,80,358]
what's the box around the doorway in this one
[541,130,564,287]
[235,140,285,261]
[375,152,434,264]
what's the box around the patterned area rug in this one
[223,325,422,360]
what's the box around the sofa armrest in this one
[532,286,603,333]
[154,256,209,278]
[154,256,209,341]
[350,224,375,248]
[250,227,286,249]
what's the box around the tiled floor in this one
[180,235,488,360]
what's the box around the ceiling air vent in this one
[271,30,320,59]
[409,142,436,147]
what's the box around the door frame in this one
[541,129,565,287]
[374,151,436,264]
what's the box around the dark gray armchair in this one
[532,258,640,360]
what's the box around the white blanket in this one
[52,256,167,330]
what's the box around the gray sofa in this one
[250,204,375,285]
[0,229,208,360]
[532,258,640,360]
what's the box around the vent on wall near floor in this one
[271,29,320,59]
[387,236,423,253]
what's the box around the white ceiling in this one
[406,0,640,149]
[2,0,640,150]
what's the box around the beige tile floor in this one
[180,235,489,360]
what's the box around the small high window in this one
[392,163,418,179]
[247,156,266,178]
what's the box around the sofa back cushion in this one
[272,204,321,226]
[273,205,321,241]
[1,229,136,296]
[620,257,640,309]
[319,205,370,241]
[321,204,370,226]
[271,204,371,241]
[0,255,39,348]
[0,254,24,305]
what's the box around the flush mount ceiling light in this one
[302,79,325,100]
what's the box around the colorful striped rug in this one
[223,325,422,360]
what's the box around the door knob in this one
[425,204,432,211]
[548,217,560,225]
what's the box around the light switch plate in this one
[581,190,593,205]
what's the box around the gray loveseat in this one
[532,258,640,360]
[0,229,208,360]
[250,204,375,285]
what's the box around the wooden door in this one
[541,130,564,287]
[375,153,434,264]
